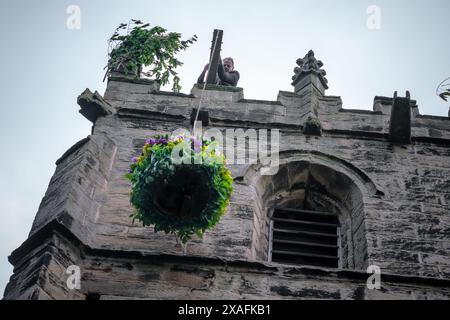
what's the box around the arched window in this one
[246,155,378,270]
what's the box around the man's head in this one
[223,57,234,72]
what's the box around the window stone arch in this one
[243,151,383,270]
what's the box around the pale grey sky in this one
[1,0,449,297]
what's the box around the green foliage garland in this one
[126,135,234,243]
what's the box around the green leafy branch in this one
[439,89,450,102]
[105,19,197,92]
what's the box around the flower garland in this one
[126,135,233,243]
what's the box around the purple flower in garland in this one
[146,137,169,146]
[132,157,138,163]
[144,135,208,150]
[157,138,168,145]
[190,136,203,148]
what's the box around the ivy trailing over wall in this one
[126,135,234,243]
[105,19,197,92]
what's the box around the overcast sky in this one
[1,0,449,297]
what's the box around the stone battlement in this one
[99,75,450,143]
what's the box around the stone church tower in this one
[4,50,450,300]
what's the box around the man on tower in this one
[197,57,240,87]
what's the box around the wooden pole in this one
[206,29,223,84]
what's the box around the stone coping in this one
[104,78,449,121]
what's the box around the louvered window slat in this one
[270,208,340,268]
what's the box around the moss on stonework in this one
[303,116,322,136]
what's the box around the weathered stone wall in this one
[95,77,450,279]
[80,250,450,300]
[5,228,450,300]
[4,73,450,299]
[3,225,84,300]
[29,133,117,246]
